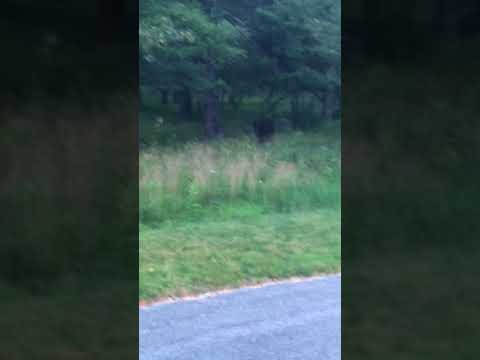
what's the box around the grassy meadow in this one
[139,108,341,300]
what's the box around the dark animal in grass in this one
[253,118,275,143]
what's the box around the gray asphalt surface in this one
[140,274,341,360]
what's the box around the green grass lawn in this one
[139,125,341,300]
[140,209,340,300]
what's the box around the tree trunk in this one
[321,90,328,120]
[204,93,221,138]
[229,94,238,109]
[203,62,222,138]
[179,87,193,118]
[161,90,169,105]
[290,95,300,129]
[195,101,203,117]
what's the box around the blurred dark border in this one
[342,1,480,358]
[0,1,138,358]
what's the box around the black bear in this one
[253,117,275,143]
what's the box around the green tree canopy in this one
[140,0,341,137]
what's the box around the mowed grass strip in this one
[139,209,340,300]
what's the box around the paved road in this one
[140,275,341,360]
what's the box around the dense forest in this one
[140,0,340,140]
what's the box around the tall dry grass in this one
[140,132,340,225]
[141,142,274,193]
